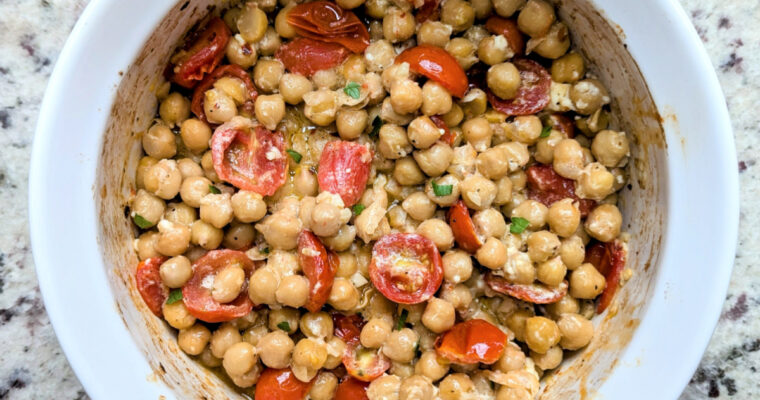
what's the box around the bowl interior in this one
[95,0,665,398]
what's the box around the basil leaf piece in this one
[133,214,153,229]
[353,204,366,216]
[540,125,552,138]
[396,309,409,330]
[344,82,361,99]
[261,247,270,254]
[208,185,221,194]
[166,289,183,305]
[432,180,453,197]
[510,217,530,234]
[277,321,291,332]
[286,149,302,163]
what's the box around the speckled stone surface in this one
[0,0,757,398]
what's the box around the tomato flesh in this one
[525,164,596,217]
[287,1,370,53]
[547,113,575,138]
[435,319,507,364]
[447,200,483,253]
[487,58,551,116]
[182,249,255,323]
[335,377,370,400]
[332,312,365,345]
[395,45,469,98]
[170,17,231,88]
[276,37,352,77]
[485,17,525,55]
[369,233,443,304]
[191,64,258,123]
[135,257,169,317]
[343,343,391,382]
[317,140,372,207]
[298,230,338,313]
[484,272,568,304]
[255,368,314,400]
[415,0,440,22]
[585,240,627,312]
[210,117,288,196]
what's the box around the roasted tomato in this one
[190,65,258,123]
[525,164,596,216]
[487,58,551,116]
[335,377,370,400]
[169,17,231,88]
[416,0,440,22]
[435,319,507,364]
[255,368,314,400]
[210,117,288,196]
[431,115,456,146]
[332,312,365,344]
[395,45,469,98]
[369,233,443,304]
[287,1,370,53]
[546,113,575,138]
[317,140,372,207]
[276,37,352,77]
[484,16,525,55]
[484,272,568,304]
[343,343,392,382]
[135,257,169,317]
[298,230,338,313]
[182,249,255,323]
[447,200,483,253]
[585,240,627,312]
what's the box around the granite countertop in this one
[0,0,757,398]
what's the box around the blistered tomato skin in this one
[487,58,551,116]
[276,37,352,77]
[287,1,370,53]
[526,164,596,216]
[447,200,483,253]
[585,240,627,312]
[170,17,231,88]
[255,368,314,400]
[369,233,444,304]
[298,231,338,313]
[485,272,568,304]
[210,117,288,196]
[332,312,365,344]
[135,257,169,317]
[317,140,372,207]
[191,65,258,123]
[395,45,469,98]
[435,319,507,364]
[335,377,370,400]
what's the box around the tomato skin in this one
[287,1,370,53]
[435,319,507,364]
[431,115,456,146]
[447,200,482,253]
[487,58,551,116]
[190,65,258,123]
[485,17,525,55]
[585,240,627,312]
[547,113,575,138]
[335,377,370,400]
[210,117,288,196]
[182,249,255,323]
[484,273,568,304]
[298,231,338,313]
[255,368,314,400]
[276,37,352,77]
[317,140,372,207]
[416,0,440,22]
[332,312,365,345]
[170,17,231,88]
[525,164,596,217]
[395,45,469,98]
[135,257,169,317]
[343,344,391,382]
[369,233,444,304]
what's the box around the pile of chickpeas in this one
[130,0,631,398]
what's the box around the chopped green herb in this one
[540,125,552,138]
[261,247,270,254]
[353,204,366,216]
[277,321,291,332]
[286,149,302,163]
[510,217,530,234]
[396,309,409,330]
[432,180,453,197]
[133,214,153,229]
[344,82,361,99]
[208,185,221,194]
[166,289,183,305]
[370,116,383,138]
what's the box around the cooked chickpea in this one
[551,52,585,83]
[336,109,368,140]
[546,199,580,237]
[560,236,586,269]
[476,147,510,180]
[418,21,453,48]
[199,193,234,229]
[569,263,606,299]
[178,324,211,355]
[505,309,533,342]
[328,278,360,310]
[421,298,456,333]
[510,115,542,144]
[440,283,472,310]
[230,191,267,223]
[191,220,224,250]
[248,267,279,305]
[394,157,426,186]
[531,345,563,370]
[383,328,419,362]
[176,158,204,179]
[472,209,506,239]
[414,142,454,177]
[414,350,450,381]
[446,38,478,70]
[258,330,294,368]
[511,199,548,231]
[417,219,454,251]
[460,174,497,211]
[578,163,615,201]
[143,123,177,159]
[378,124,412,159]
[517,0,555,37]
[303,88,339,126]
[495,344,526,372]
[443,250,473,283]
[537,256,567,286]
[478,35,510,66]
[159,255,192,288]
[226,38,258,69]
[493,0,525,17]
[164,202,196,226]
[135,231,161,260]
[179,118,211,154]
[419,82,453,117]
[383,7,416,42]
[558,313,594,350]
[426,174,461,207]
[253,60,284,93]
[156,219,192,256]
[293,337,328,373]
[136,156,158,189]
[408,116,443,150]
[144,159,182,200]
[494,176,514,205]
[237,3,267,42]
[553,138,586,179]
[163,301,196,330]
[275,274,309,308]
[524,316,560,354]
[462,117,492,152]
[203,88,237,124]
[299,312,333,340]
[223,342,258,377]
[534,22,570,59]
[546,294,580,318]
[180,176,212,208]
[584,204,622,242]
[439,373,474,400]
[570,79,609,115]
[322,225,357,252]
[132,189,165,227]
[402,192,437,221]
[279,73,313,105]
[391,80,423,115]
[367,375,402,400]
[159,92,190,127]
[212,264,246,303]
[361,317,392,348]
[254,94,285,131]
[592,130,629,167]
[526,230,560,262]
[307,372,338,400]
[476,237,507,270]
[441,0,475,32]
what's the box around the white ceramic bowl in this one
[30,0,738,398]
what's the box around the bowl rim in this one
[29,0,738,399]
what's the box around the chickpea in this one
[416,219,454,251]
[274,5,297,38]
[592,130,629,167]
[442,250,473,283]
[144,159,182,200]
[178,119,210,154]
[559,236,586,270]
[226,38,258,69]
[553,138,586,179]
[308,372,338,400]
[253,60,284,94]
[558,313,594,350]
[421,298,455,333]
[198,347,223,368]
[200,151,217,182]
[476,237,507,270]
[390,80,423,116]
[203,88,237,124]
[163,301,196,329]
[164,202,196,226]
[537,256,567,286]
[155,219,192,256]
[303,88,339,126]
[336,109,368,140]
[441,0,475,32]
[440,283,472,311]
[230,191,267,223]
[248,267,279,305]
[178,324,211,355]
[176,158,203,180]
[143,123,177,159]
[412,351,448,382]
[275,274,309,308]
[191,220,224,250]
[584,204,622,242]
[569,263,606,299]
[253,94,285,131]
[551,52,585,83]
[363,40,394,73]
[570,79,610,115]
[180,176,212,208]
[293,337,328,372]
[402,192,436,221]
[418,21,453,48]
[494,176,514,206]
[407,116,442,150]
[383,328,419,363]
[505,309,533,342]
[323,225,357,252]
[199,193,234,229]
[159,255,192,288]
[300,312,334,340]
[524,316,560,354]
[328,278,359,310]
[446,38,478,70]
[476,147,510,180]
[530,345,563,372]
[383,7,415,42]
[420,81,453,117]
[210,264,245,303]
[472,208,506,239]
[426,174,461,207]
[223,342,258,377]
[361,317,392,348]
[546,199,580,238]
[509,116,542,145]
[578,163,615,201]
[278,73,313,105]
[136,156,158,190]
[367,375,402,400]
[517,0,555,37]
[440,373,474,400]
[377,124,411,160]
[462,117,492,152]
[493,0,525,17]
[546,294,580,318]
[415,143,454,178]
[479,35,511,66]
[511,199,548,231]
[135,231,160,260]
[526,231,560,262]
[159,92,190,127]
[460,174,497,211]
[394,157,426,186]
[495,344,526,372]
[237,3,267,42]
[131,189,165,228]
[258,330,294,368]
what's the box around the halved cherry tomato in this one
[298,230,338,313]
[287,1,370,53]
[546,113,575,138]
[435,319,507,364]
[332,312,365,345]
[210,117,288,196]
[431,115,456,146]
[182,249,255,323]
[447,200,483,253]
[255,368,314,400]
[416,0,440,23]
[525,164,596,216]
[487,58,551,116]
[135,257,169,317]
[485,17,525,55]
[369,233,443,304]
[395,45,469,98]
[335,377,369,400]
[484,272,568,304]
[169,17,231,88]
[190,65,258,123]
[585,240,627,312]
[317,140,372,207]
[343,343,391,382]
[276,37,352,77]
